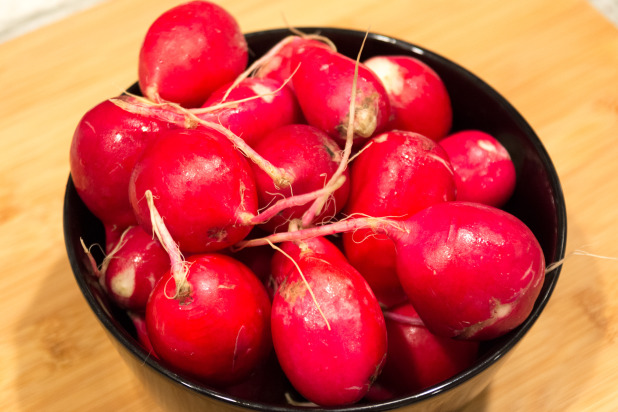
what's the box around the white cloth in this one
[0,0,615,45]
[0,0,106,43]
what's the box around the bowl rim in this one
[64,26,567,411]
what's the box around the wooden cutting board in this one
[1,0,617,410]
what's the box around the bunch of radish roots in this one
[71,0,547,407]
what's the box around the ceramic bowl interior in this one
[64,27,567,412]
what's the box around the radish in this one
[111,94,296,190]
[271,249,387,406]
[138,1,248,107]
[195,77,302,147]
[440,129,516,207]
[99,225,169,312]
[127,124,344,254]
[363,381,396,402]
[364,55,452,141]
[249,124,351,232]
[128,127,258,253]
[392,201,546,340]
[145,253,272,386]
[342,130,456,308]
[342,235,405,309]
[238,201,546,341]
[128,311,157,356]
[375,302,479,396]
[254,35,334,89]
[227,236,275,294]
[142,189,272,386]
[69,98,173,233]
[291,46,391,146]
[222,351,288,403]
[270,235,348,295]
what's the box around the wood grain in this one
[1,0,617,410]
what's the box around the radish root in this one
[190,65,299,113]
[144,190,191,300]
[284,392,319,407]
[80,238,104,279]
[110,95,294,189]
[382,311,426,327]
[99,226,131,275]
[545,249,618,273]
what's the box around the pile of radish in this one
[70,0,548,407]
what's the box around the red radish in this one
[228,238,275,292]
[291,46,391,145]
[69,98,173,232]
[342,130,456,308]
[364,55,452,141]
[254,35,333,88]
[146,253,272,386]
[99,225,169,312]
[111,94,296,190]
[128,311,157,356]
[376,302,479,395]
[222,351,288,403]
[138,1,248,107]
[250,124,351,232]
[128,127,258,253]
[271,250,387,406]
[392,201,546,340]
[104,226,124,255]
[440,129,516,207]
[117,98,349,240]
[196,77,302,147]
[238,201,546,341]
[363,381,396,402]
[270,235,348,294]
[342,235,405,308]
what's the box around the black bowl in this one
[64,27,567,411]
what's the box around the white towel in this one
[0,0,106,43]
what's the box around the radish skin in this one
[128,311,157,356]
[249,124,351,232]
[112,94,296,189]
[375,302,479,395]
[129,128,258,253]
[291,46,390,145]
[138,1,248,107]
[342,130,456,308]
[271,250,387,406]
[270,236,348,295]
[145,253,272,386]
[100,225,169,311]
[196,77,302,147]
[254,35,333,89]
[364,55,452,141]
[237,202,546,340]
[228,239,275,294]
[69,98,173,230]
[391,202,546,340]
[440,129,516,207]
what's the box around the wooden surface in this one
[1,0,617,410]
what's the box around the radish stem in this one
[241,175,346,226]
[234,216,406,250]
[300,30,369,228]
[383,311,426,327]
